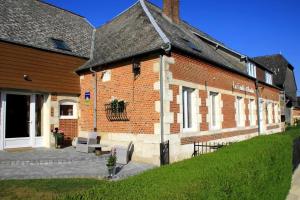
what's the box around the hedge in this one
[62,127,300,200]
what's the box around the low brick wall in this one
[181,128,258,144]
[267,124,280,130]
[59,119,78,145]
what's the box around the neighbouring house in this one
[0,0,93,149]
[76,0,282,165]
[253,54,298,125]
[292,97,300,124]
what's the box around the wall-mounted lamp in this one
[132,61,141,77]
[23,74,32,82]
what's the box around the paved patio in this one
[0,147,154,180]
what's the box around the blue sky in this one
[44,0,300,95]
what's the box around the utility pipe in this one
[90,67,97,132]
[159,55,164,143]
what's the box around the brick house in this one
[76,0,282,165]
[253,54,298,125]
[0,0,93,149]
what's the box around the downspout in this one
[160,44,171,144]
[159,55,164,143]
[255,80,261,135]
[89,27,97,132]
[90,67,97,132]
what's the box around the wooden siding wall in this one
[0,41,87,95]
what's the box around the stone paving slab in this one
[0,160,154,180]
[0,147,104,162]
[287,166,300,200]
[0,147,154,180]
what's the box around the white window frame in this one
[249,99,256,126]
[247,62,257,78]
[209,92,221,130]
[268,102,273,124]
[274,103,279,123]
[182,87,196,132]
[236,96,244,127]
[265,72,273,85]
[59,100,78,119]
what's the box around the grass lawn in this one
[0,126,299,200]
[0,179,104,200]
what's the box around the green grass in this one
[63,127,300,200]
[0,127,299,200]
[0,179,105,200]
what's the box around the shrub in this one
[62,128,300,200]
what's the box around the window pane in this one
[60,105,73,116]
[210,92,218,128]
[182,90,186,128]
[187,90,192,128]
[183,87,194,129]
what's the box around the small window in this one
[59,101,77,119]
[247,62,257,78]
[210,92,220,130]
[51,38,71,51]
[236,97,244,127]
[182,87,194,130]
[265,72,273,85]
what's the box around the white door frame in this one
[0,91,4,150]
[0,91,43,149]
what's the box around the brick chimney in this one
[163,0,180,24]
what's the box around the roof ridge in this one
[139,0,170,45]
[40,1,84,19]
[95,1,140,29]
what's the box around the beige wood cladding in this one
[0,41,87,95]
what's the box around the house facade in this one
[0,0,286,165]
[77,0,282,165]
[0,0,93,149]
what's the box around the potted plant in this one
[52,128,64,148]
[106,148,117,178]
[111,99,119,113]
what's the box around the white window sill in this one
[183,128,197,133]
[60,116,78,120]
[209,127,221,132]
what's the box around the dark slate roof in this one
[78,0,248,75]
[78,2,165,70]
[0,0,94,58]
[253,54,297,99]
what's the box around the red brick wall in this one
[170,52,256,96]
[169,52,257,132]
[181,128,258,144]
[259,83,280,102]
[222,94,236,128]
[245,98,250,127]
[294,109,300,116]
[79,57,160,134]
[59,119,78,140]
[199,90,209,131]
